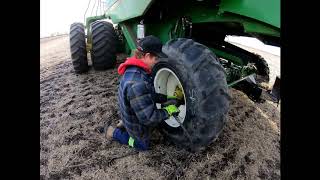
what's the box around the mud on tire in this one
[69,23,89,74]
[90,21,118,70]
[153,38,231,151]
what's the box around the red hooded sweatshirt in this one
[118,56,151,75]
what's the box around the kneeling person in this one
[105,35,180,150]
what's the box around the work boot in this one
[96,121,115,140]
[116,120,124,128]
[106,126,115,140]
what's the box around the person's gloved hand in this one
[167,95,177,99]
[163,104,180,116]
[161,95,184,108]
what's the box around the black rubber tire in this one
[69,23,89,74]
[152,38,231,151]
[250,54,270,82]
[90,21,118,70]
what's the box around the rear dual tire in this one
[69,21,118,73]
[90,21,118,70]
[69,23,89,74]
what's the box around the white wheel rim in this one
[154,68,186,128]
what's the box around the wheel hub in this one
[154,68,186,128]
[173,85,184,100]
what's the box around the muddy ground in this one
[40,35,280,179]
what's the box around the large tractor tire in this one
[250,54,270,83]
[152,38,231,151]
[69,23,89,74]
[90,21,118,70]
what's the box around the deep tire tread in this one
[91,21,118,70]
[69,22,89,74]
[154,38,230,151]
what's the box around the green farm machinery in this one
[69,0,280,151]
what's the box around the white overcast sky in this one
[40,0,280,56]
[40,0,97,37]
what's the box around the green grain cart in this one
[69,0,280,151]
